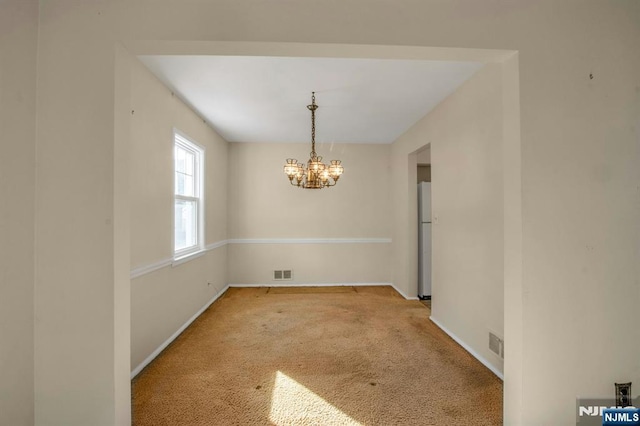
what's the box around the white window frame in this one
[173,129,205,262]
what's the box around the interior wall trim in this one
[130,239,229,279]
[429,316,504,380]
[130,257,173,280]
[228,238,392,244]
[130,237,391,279]
[131,284,230,378]
[205,239,228,251]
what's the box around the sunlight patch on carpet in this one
[269,371,362,426]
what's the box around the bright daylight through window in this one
[174,131,204,258]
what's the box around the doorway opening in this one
[115,41,521,423]
[416,144,431,307]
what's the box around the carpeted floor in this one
[132,286,502,425]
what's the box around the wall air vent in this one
[273,270,293,281]
[489,331,504,358]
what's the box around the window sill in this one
[172,249,206,267]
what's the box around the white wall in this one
[228,142,391,286]
[416,147,430,164]
[35,2,123,422]
[129,58,228,370]
[394,64,504,375]
[0,1,37,425]
[28,1,640,425]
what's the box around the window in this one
[174,131,204,258]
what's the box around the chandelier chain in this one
[310,92,316,156]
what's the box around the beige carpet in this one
[132,286,502,425]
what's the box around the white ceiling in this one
[138,55,484,144]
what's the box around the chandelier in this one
[283,92,344,189]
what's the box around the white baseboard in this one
[389,283,419,300]
[228,282,418,300]
[429,316,504,380]
[228,282,392,288]
[130,284,230,379]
